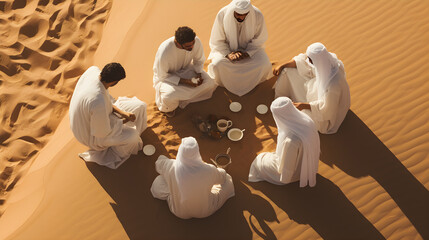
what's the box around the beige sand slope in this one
[0,0,111,214]
[1,0,429,239]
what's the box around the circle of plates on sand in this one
[143,144,156,156]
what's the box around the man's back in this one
[69,66,111,146]
[157,157,226,219]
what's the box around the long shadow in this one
[319,110,429,238]
[250,175,386,240]
[87,119,279,239]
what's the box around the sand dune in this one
[0,0,111,214]
[0,0,428,239]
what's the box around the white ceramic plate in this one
[143,144,156,156]
[227,128,244,141]
[229,102,242,112]
[256,104,268,114]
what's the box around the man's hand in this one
[226,52,240,61]
[113,105,136,124]
[273,59,297,76]
[273,65,285,76]
[195,72,204,86]
[226,51,250,62]
[293,102,311,111]
[120,112,136,124]
[179,78,199,87]
[237,51,249,60]
[124,112,136,123]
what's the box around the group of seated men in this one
[69,0,350,219]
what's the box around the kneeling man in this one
[151,137,235,219]
[153,26,216,117]
[70,63,147,169]
[274,42,350,134]
[249,97,320,187]
[208,0,272,96]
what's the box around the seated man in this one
[274,42,351,134]
[151,137,235,219]
[207,0,272,96]
[153,26,216,117]
[249,97,320,187]
[69,63,147,169]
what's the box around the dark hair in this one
[100,62,126,83]
[175,26,196,45]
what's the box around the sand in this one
[0,0,428,239]
[0,0,111,213]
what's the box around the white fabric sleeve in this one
[213,167,227,185]
[245,12,268,57]
[209,12,231,57]
[310,85,341,123]
[156,52,181,85]
[109,94,116,104]
[192,38,205,73]
[155,155,172,175]
[89,101,111,138]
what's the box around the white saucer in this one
[229,102,242,112]
[143,144,156,156]
[256,104,268,114]
[227,128,244,141]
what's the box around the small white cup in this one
[217,119,233,132]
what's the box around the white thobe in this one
[69,66,147,169]
[208,5,272,96]
[150,155,235,219]
[275,54,351,134]
[249,132,303,185]
[153,37,216,112]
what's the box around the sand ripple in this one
[0,0,111,215]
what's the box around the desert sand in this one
[0,0,428,239]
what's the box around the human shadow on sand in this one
[319,110,429,239]
[249,175,386,239]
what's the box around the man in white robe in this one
[69,63,147,169]
[274,42,351,134]
[151,137,235,219]
[153,26,216,117]
[207,0,272,96]
[249,97,320,187]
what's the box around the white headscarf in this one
[271,97,320,187]
[174,137,206,202]
[224,0,256,51]
[306,42,341,99]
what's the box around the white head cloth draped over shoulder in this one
[224,0,256,51]
[306,42,341,99]
[271,97,320,187]
[174,137,206,202]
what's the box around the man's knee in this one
[134,101,147,116]
[151,175,169,200]
[158,93,179,112]
[210,56,229,69]
[121,127,141,144]
[202,76,216,88]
